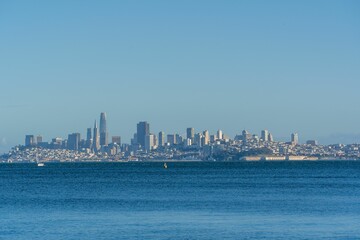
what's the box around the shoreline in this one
[1,159,359,164]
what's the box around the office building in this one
[36,135,43,144]
[158,131,165,146]
[186,128,195,141]
[306,140,318,146]
[194,133,203,147]
[25,135,35,147]
[86,128,92,148]
[268,133,274,142]
[67,133,80,151]
[176,134,182,145]
[87,128,92,141]
[242,130,252,141]
[100,112,108,146]
[145,134,155,152]
[203,130,209,145]
[112,136,121,145]
[217,130,223,140]
[167,134,176,145]
[261,130,269,142]
[291,133,299,145]
[93,120,100,151]
[137,121,150,149]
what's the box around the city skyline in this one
[6,111,360,163]
[12,111,342,150]
[3,110,360,154]
[1,1,360,153]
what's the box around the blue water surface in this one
[1,161,360,239]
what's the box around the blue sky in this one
[0,1,359,153]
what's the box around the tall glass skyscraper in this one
[158,131,165,147]
[86,127,92,148]
[100,112,108,146]
[137,121,149,149]
[186,128,195,141]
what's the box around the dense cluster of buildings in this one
[2,112,360,163]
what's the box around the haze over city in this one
[1,1,360,153]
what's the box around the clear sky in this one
[0,0,360,153]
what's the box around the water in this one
[1,161,360,239]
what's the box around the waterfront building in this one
[25,135,35,147]
[158,131,165,146]
[187,128,195,141]
[261,130,269,142]
[291,133,299,145]
[99,112,108,146]
[93,120,100,151]
[137,121,149,149]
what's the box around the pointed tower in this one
[99,112,108,146]
[93,120,100,152]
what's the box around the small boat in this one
[37,162,45,167]
[36,151,44,167]
[163,162,168,169]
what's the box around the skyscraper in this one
[194,133,203,147]
[158,131,165,147]
[137,121,149,149]
[268,133,274,142]
[67,133,80,151]
[112,136,121,145]
[261,130,269,142]
[145,134,155,152]
[36,135,43,144]
[176,134,182,145]
[25,135,35,147]
[86,127,92,148]
[203,130,209,145]
[291,133,299,145]
[167,134,176,145]
[87,128,92,141]
[99,112,108,146]
[242,130,251,141]
[217,130,223,140]
[93,120,100,151]
[186,128,195,141]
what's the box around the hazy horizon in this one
[1,1,360,153]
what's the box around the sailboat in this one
[163,162,168,169]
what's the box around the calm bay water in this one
[1,161,360,239]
